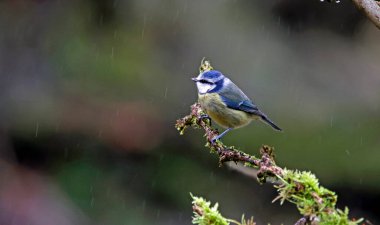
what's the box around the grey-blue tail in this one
[260,115,282,131]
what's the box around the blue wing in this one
[218,78,282,131]
[218,79,261,115]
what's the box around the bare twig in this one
[352,0,380,29]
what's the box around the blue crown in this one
[202,70,224,81]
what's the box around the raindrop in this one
[173,9,180,23]
[182,0,188,14]
[35,122,39,137]
[64,148,68,159]
[142,200,146,211]
[142,14,147,40]
[55,122,61,132]
[330,116,333,128]
[164,87,168,99]
[113,0,119,7]
[90,197,95,207]
[345,149,350,156]
[209,172,215,183]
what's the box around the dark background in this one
[0,0,379,224]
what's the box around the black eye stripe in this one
[199,80,212,84]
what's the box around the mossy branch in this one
[176,59,364,225]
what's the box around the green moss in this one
[191,194,230,225]
[275,169,337,214]
[273,169,362,224]
[320,208,363,225]
[191,194,256,225]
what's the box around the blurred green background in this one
[0,0,379,224]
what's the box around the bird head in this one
[192,70,225,94]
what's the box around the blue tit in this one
[192,70,281,142]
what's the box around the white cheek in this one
[197,83,211,94]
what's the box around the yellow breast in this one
[198,93,253,128]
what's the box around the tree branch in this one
[352,0,380,29]
[175,103,283,183]
[176,59,363,224]
[176,103,363,224]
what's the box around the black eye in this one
[199,80,212,84]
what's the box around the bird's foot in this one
[210,128,233,143]
[211,133,224,143]
[198,114,211,125]
[211,136,219,143]
[199,114,210,119]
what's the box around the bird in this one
[192,70,281,142]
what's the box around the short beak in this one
[191,77,198,82]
